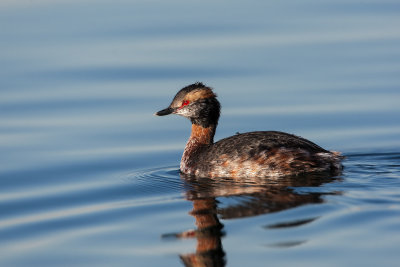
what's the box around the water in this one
[1,0,400,266]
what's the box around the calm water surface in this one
[1,0,400,266]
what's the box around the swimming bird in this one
[155,82,342,178]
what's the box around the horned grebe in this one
[155,82,342,178]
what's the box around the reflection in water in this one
[179,198,225,267]
[163,173,340,267]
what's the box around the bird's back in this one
[189,131,341,178]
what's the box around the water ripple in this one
[0,166,185,252]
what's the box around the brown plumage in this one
[155,82,343,178]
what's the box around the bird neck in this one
[180,123,216,174]
[188,123,216,145]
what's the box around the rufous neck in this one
[189,124,216,145]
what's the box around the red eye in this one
[180,100,190,108]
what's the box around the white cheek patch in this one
[175,106,197,117]
[175,108,189,116]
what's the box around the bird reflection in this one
[163,173,340,267]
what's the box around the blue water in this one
[1,0,400,266]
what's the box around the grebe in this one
[155,82,342,178]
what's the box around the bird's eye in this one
[179,100,190,108]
